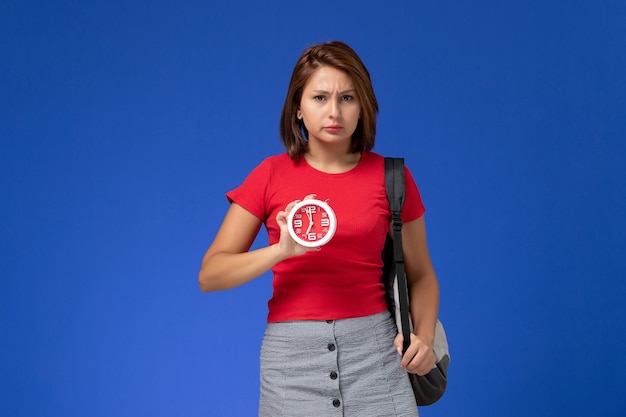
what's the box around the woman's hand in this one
[394,332,436,376]
[275,194,321,258]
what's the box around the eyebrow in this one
[312,89,355,95]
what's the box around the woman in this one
[198,41,439,417]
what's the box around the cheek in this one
[346,108,361,128]
[299,105,316,123]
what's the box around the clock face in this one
[287,199,337,247]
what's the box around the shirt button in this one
[327,343,336,351]
[332,399,341,407]
[330,371,338,380]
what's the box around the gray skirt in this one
[259,311,419,417]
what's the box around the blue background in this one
[2,1,625,416]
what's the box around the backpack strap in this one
[384,157,413,354]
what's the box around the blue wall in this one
[2,1,625,416]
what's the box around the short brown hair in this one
[279,41,379,159]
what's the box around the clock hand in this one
[305,207,313,234]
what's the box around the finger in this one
[408,356,432,376]
[406,349,436,376]
[285,200,299,211]
[400,345,417,369]
[393,333,404,356]
[405,352,425,374]
[400,333,421,368]
[401,334,429,370]
[276,207,292,221]
[416,360,435,376]
[280,201,300,222]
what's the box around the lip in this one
[324,125,343,133]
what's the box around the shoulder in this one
[263,153,291,163]
[366,152,416,178]
[359,151,385,171]
[366,152,421,191]
[257,153,299,170]
[362,150,384,162]
[246,153,293,176]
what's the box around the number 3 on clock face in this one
[286,199,337,247]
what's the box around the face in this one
[297,66,361,149]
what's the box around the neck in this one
[304,148,362,174]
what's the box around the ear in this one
[297,109,302,120]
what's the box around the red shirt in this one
[226,151,426,322]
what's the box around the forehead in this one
[303,66,354,90]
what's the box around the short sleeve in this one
[401,166,426,223]
[225,158,273,220]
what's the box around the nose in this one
[329,98,339,118]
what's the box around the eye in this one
[341,95,354,101]
[313,95,326,101]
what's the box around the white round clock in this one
[286,199,337,247]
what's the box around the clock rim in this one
[286,199,337,247]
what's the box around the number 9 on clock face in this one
[286,199,337,247]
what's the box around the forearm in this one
[409,273,440,346]
[198,244,287,292]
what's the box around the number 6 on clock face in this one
[286,199,337,247]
